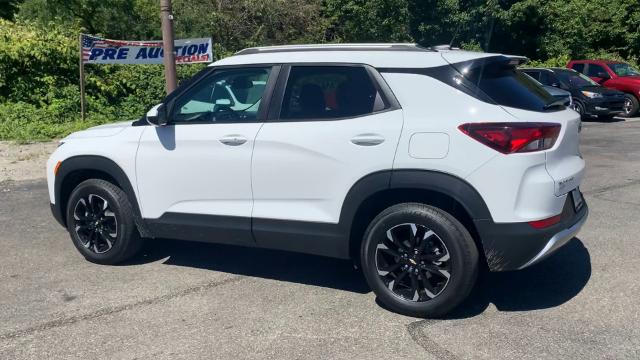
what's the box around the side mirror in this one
[597,72,610,80]
[146,103,168,126]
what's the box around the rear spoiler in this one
[506,55,529,66]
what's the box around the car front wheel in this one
[360,203,479,318]
[621,94,639,117]
[66,179,143,264]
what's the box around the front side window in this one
[172,67,271,123]
[608,63,640,77]
[280,66,386,120]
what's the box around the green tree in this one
[321,0,411,42]
[18,0,159,39]
[0,0,22,20]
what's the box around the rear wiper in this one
[543,99,566,110]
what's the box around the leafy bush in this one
[0,19,204,142]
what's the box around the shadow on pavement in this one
[127,238,371,294]
[582,116,625,123]
[446,237,591,319]
[126,236,590,317]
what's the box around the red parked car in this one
[567,60,640,117]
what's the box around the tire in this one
[66,179,143,264]
[360,203,479,318]
[621,94,639,118]
[574,100,586,119]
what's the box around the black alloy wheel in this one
[361,203,479,318]
[72,194,118,254]
[66,179,143,264]
[375,223,451,302]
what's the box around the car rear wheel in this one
[621,94,639,117]
[360,203,479,318]
[66,179,143,264]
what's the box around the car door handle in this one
[219,135,247,146]
[350,134,385,146]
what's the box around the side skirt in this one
[143,213,349,259]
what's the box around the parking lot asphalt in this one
[1,118,640,359]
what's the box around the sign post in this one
[78,34,86,120]
[160,0,177,94]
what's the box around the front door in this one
[136,65,277,244]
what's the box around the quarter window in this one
[280,66,386,120]
[172,67,271,123]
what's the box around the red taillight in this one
[528,215,562,229]
[458,122,561,154]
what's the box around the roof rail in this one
[427,44,461,51]
[234,43,433,55]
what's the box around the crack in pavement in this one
[407,320,461,360]
[0,275,245,341]
[582,179,640,196]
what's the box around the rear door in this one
[251,64,403,227]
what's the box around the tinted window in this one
[586,64,606,77]
[555,70,599,88]
[172,67,271,123]
[547,72,560,86]
[523,70,540,81]
[540,71,553,86]
[463,64,555,112]
[571,63,585,73]
[280,66,386,120]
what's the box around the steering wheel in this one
[213,105,239,121]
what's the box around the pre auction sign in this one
[81,34,213,64]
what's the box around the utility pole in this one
[160,0,177,94]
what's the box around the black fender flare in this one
[53,155,151,237]
[338,169,493,257]
[339,169,492,226]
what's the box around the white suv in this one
[47,44,588,317]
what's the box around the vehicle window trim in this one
[266,63,401,123]
[165,64,281,125]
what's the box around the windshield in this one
[608,63,640,77]
[555,70,599,88]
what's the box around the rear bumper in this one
[474,193,588,271]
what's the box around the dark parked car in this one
[522,68,626,120]
[568,60,640,117]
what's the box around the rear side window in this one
[280,66,386,120]
[586,64,607,77]
[539,71,552,85]
[571,63,585,73]
[463,63,555,112]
